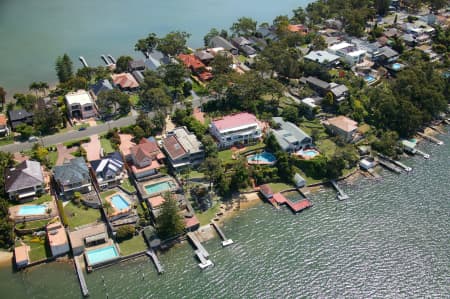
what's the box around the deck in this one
[211,222,234,247]
[272,193,312,213]
[74,256,89,297]
[330,180,349,200]
[146,250,164,274]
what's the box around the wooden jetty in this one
[376,157,402,174]
[211,222,234,247]
[79,56,89,68]
[74,257,89,297]
[194,250,213,269]
[330,180,349,200]
[107,54,116,64]
[415,149,430,159]
[430,126,445,134]
[417,132,443,145]
[146,250,164,274]
[187,232,213,269]
[101,55,110,66]
[378,153,412,172]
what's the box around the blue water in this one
[392,63,402,70]
[302,149,319,157]
[364,75,375,83]
[111,194,130,211]
[85,245,119,265]
[18,205,47,216]
[247,152,276,163]
[145,181,173,195]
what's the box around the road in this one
[0,95,214,154]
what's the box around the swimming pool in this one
[296,148,320,159]
[145,181,175,195]
[364,75,376,83]
[85,245,119,266]
[247,152,277,164]
[392,63,402,71]
[110,194,130,211]
[18,205,47,216]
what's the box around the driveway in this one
[82,134,101,161]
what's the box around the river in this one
[0,0,310,96]
[1,131,449,298]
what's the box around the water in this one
[144,181,173,195]
[282,190,304,203]
[0,0,311,96]
[1,131,449,298]
[85,245,120,266]
[247,152,277,163]
[17,205,47,216]
[364,75,376,83]
[110,194,130,211]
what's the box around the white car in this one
[28,136,39,142]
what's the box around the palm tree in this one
[29,82,40,97]
[38,82,49,96]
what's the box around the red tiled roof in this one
[287,24,308,33]
[0,114,7,126]
[130,138,164,164]
[148,195,165,209]
[111,73,139,89]
[326,116,358,133]
[163,135,186,160]
[178,54,205,70]
[289,199,312,212]
[212,112,259,132]
[198,71,213,81]
[184,214,200,229]
[259,184,273,198]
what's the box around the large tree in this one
[0,86,6,107]
[210,54,233,76]
[157,31,191,57]
[140,87,172,113]
[115,55,133,73]
[156,193,185,240]
[201,157,222,189]
[97,89,130,116]
[55,54,73,83]
[160,62,187,88]
[34,105,62,135]
[135,32,158,55]
[230,17,257,36]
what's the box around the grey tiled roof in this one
[53,157,90,186]
[5,160,44,193]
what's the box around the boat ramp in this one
[330,180,349,200]
[211,222,234,247]
[146,250,164,274]
[187,232,213,269]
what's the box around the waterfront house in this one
[0,113,8,136]
[162,126,204,171]
[53,157,92,197]
[209,36,238,55]
[304,51,340,68]
[47,220,70,257]
[14,245,30,269]
[125,138,165,179]
[259,184,274,200]
[209,112,263,149]
[65,90,96,120]
[8,109,33,131]
[128,59,146,72]
[69,223,108,255]
[323,116,358,142]
[5,160,45,201]
[89,79,113,99]
[132,70,145,84]
[178,54,213,81]
[111,73,139,91]
[327,42,366,65]
[90,152,125,190]
[271,117,312,152]
[194,50,215,64]
[231,37,257,57]
[360,157,377,170]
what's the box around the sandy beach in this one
[0,250,13,266]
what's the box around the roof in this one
[184,214,200,229]
[305,76,330,90]
[163,127,203,160]
[130,138,164,164]
[209,36,236,51]
[231,36,252,46]
[178,54,205,70]
[0,114,7,126]
[272,117,311,150]
[330,84,349,99]
[144,57,161,71]
[69,223,107,249]
[53,157,90,186]
[90,152,124,180]
[304,51,340,64]
[259,184,273,197]
[14,245,29,264]
[287,24,308,33]
[301,97,318,108]
[8,109,33,121]
[129,59,145,70]
[329,41,353,51]
[5,160,44,193]
[65,90,94,106]
[194,50,214,61]
[132,70,145,84]
[198,71,213,81]
[111,73,139,89]
[211,112,260,132]
[163,135,186,160]
[90,79,113,96]
[47,221,68,248]
[379,46,399,58]
[240,44,256,56]
[326,116,358,133]
[148,195,165,209]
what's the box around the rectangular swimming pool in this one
[144,181,174,195]
[18,205,47,216]
[85,245,119,266]
[110,194,130,211]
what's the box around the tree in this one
[116,224,135,241]
[97,89,130,116]
[156,193,185,240]
[429,0,447,12]
[282,106,299,123]
[34,105,62,134]
[29,82,41,97]
[140,87,172,113]
[375,0,391,16]
[16,124,34,139]
[55,54,73,83]
[272,15,290,36]
[182,81,192,97]
[204,28,220,46]
[115,56,133,73]
[201,157,222,189]
[231,158,250,191]
[103,201,112,215]
[311,35,327,51]
[201,135,218,158]
[135,32,158,55]
[157,31,191,57]
[230,17,257,36]
[265,132,281,153]
[276,151,294,182]
[0,86,6,108]
[210,54,233,76]
[372,130,399,157]
[13,93,37,111]
[292,7,307,24]
[160,63,187,88]
[31,143,49,164]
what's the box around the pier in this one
[107,54,116,64]
[417,132,443,145]
[187,232,213,269]
[146,250,164,274]
[211,222,234,247]
[330,180,349,200]
[378,153,412,172]
[415,149,430,159]
[101,55,110,66]
[74,257,89,297]
[376,157,402,174]
[79,56,89,68]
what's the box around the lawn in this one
[118,235,147,256]
[0,136,14,146]
[34,194,53,204]
[218,149,234,162]
[316,139,337,158]
[64,201,102,228]
[218,143,266,162]
[189,170,205,179]
[21,235,51,262]
[195,202,221,226]
[47,151,58,167]
[16,219,49,230]
[100,190,116,200]
[268,182,295,193]
[120,177,136,193]
[299,119,327,137]
[100,137,115,154]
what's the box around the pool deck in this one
[136,176,179,199]
[104,192,132,219]
[9,201,58,223]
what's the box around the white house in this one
[272,117,312,152]
[328,42,366,65]
[209,112,262,148]
[65,90,96,119]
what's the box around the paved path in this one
[56,144,78,165]
[82,134,101,161]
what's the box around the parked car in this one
[28,136,39,142]
[78,127,87,131]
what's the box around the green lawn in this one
[0,136,14,146]
[120,177,136,193]
[100,137,115,154]
[218,149,234,162]
[16,219,49,230]
[316,139,337,158]
[268,182,295,193]
[299,120,326,137]
[34,194,52,204]
[64,201,102,228]
[195,202,221,226]
[118,235,147,256]
[100,190,116,200]
[237,55,247,63]
[47,151,58,167]
[21,235,50,262]
[129,94,140,106]
[218,143,266,162]
[189,170,205,179]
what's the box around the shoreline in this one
[0,250,12,266]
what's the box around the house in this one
[287,24,308,34]
[231,37,257,57]
[5,160,45,201]
[0,113,8,136]
[304,50,340,67]
[90,152,125,190]
[162,127,205,170]
[360,157,377,170]
[68,223,107,255]
[14,245,30,269]
[328,42,366,65]
[271,117,312,152]
[329,83,349,103]
[46,220,70,257]
[194,50,215,64]
[65,90,96,119]
[132,70,145,84]
[126,138,165,179]
[128,59,146,72]
[53,157,92,196]
[209,112,263,149]
[209,36,238,55]
[324,18,343,30]
[293,173,306,188]
[324,116,358,142]
[8,109,33,131]
[259,184,274,199]
[302,76,348,102]
[111,73,139,91]
[178,54,213,82]
[89,79,113,99]
[373,46,399,65]
[256,26,277,41]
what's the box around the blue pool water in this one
[392,63,402,70]
[110,194,130,211]
[247,152,277,163]
[18,205,47,216]
[145,181,174,195]
[85,245,119,265]
[364,75,375,83]
[302,150,319,157]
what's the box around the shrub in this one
[116,225,135,241]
